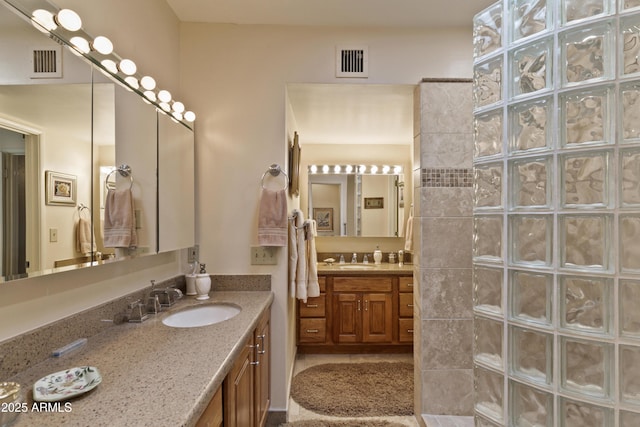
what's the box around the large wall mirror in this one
[0,1,195,282]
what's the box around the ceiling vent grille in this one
[30,46,62,79]
[336,46,368,78]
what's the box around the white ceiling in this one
[166,0,496,146]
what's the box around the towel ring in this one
[261,164,289,190]
[105,164,134,192]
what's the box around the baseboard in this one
[265,410,287,426]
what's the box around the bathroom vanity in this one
[297,264,413,353]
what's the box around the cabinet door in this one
[362,293,393,343]
[196,386,223,427]
[254,312,270,427]
[333,293,360,343]
[224,339,254,427]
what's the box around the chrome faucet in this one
[150,286,183,307]
[126,299,149,323]
[351,253,357,263]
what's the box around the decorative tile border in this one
[422,168,473,188]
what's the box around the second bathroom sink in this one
[162,303,241,328]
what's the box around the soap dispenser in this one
[373,246,382,265]
[195,263,211,300]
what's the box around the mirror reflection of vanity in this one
[301,143,412,240]
[0,0,195,282]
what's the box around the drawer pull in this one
[306,329,319,333]
[407,329,414,333]
[405,283,413,287]
[306,304,319,308]
[406,304,414,307]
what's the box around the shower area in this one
[472,0,640,426]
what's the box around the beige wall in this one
[179,22,475,411]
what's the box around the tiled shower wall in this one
[473,1,640,426]
[413,79,475,422]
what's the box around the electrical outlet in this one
[251,246,277,265]
[49,228,58,242]
[187,245,199,263]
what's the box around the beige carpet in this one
[290,362,414,417]
[281,420,408,427]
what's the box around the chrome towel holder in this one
[261,164,289,190]
[105,164,134,191]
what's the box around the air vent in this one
[30,46,62,79]
[336,46,368,78]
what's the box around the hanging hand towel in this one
[305,219,320,298]
[404,213,414,252]
[289,209,302,297]
[103,188,138,248]
[75,217,96,254]
[295,211,308,302]
[258,188,287,247]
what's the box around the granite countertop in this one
[316,262,413,275]
[8,291,273,427]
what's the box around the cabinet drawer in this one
[398,293,414,318]
[399,318,414,343]
[398,276,414,293]
[318,276,326,292]
[299,319,326,343]
[334,277,392,292]
[299,294,326,318]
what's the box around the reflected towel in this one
[306,219,320,298]
[295,211,307,302]
[103,188,138,248]
[75,217,96,254]
[258,188,287,247]
[403,214,413,252]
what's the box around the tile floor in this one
[287,353,420,426]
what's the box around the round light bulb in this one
[322,165,329,173]
[159,102,171,112]
[92,36,113,55]
[124,76,139,89]
[56,9,82,31]
[158,90,172,103]
[394,166,402,174]
[370,166,378,174]
[310,165,318,174]
[143,91,157,102]
[101,59,118,74]
[70,36,90,53]
[172,111,183,121]
[382,165,390,174]
[359,165,367,173]
[345,165,353,173]
[140,76,156,90]
[118,59,137,75]
[172,101,185,113]
[183,111,196,122]
[334,165,341,173]
[32,9,57,32]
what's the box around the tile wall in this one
[413,78,475,422]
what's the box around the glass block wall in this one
[472,0,640,425]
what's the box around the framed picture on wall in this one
[45,171,77,206]
[313,208,333,231]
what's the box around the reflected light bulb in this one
[144,91,157,102]
[118,59,137,75]
[32,9,57,32]
[140,76,156,90]
[56,9,82,31]
[124,76,139,89]
[158,90,172,103]
[183,111,196,122]
[92,36,113,55]
[172,111,183,121]
[160,102,171,112]
[70,36,90,53]
[101,59,118,74]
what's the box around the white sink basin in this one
[162,303,241,328]
[338,264,376,270]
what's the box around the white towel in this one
[103,188,138,248]
[75,217,96,254]
[306,219,320,298]
[404,214,414,252]
[258,188,287,246]
[289,209,302,297]
[295,211,308,302]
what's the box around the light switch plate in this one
[251,246,277,265]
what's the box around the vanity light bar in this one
[23,2,196,125]
[308,165,403,174]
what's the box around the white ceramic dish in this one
[33,366,102,402]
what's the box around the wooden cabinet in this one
[224,308,271,427]
[196,386,223,427]
[297,273,412,353]
[398,276,414,343]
